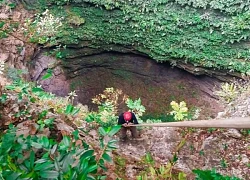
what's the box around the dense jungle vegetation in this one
[24,0,250,74]
[0,0,250,179]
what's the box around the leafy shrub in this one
[136,152,187,180]
[170,101,188,121]
[89,87,146,127]
[0,125,96,179]
[88,88,123,127]
[0,124,120,179]
[193,169,241,180]
[126,98,146,117]
[0,68,122,179]
[29,0,250,73]
[214,82,238,103]
[34,9,63,42]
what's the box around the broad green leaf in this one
[40,171,59,179]
[0,21,5,28]
[41,69,52,80]
[51,144,57,154]
[80,158,89,172]
[172,153,178,163]
[24,170,36,178]
[79,172,87,180]
[6,172,21,180]
[72,130,79,140]
[107,144,117,149]
[99,163,107,171]
[96,175,107,180]
[102,153,112,162]
[65,104,74,114]
[5,85,16,90]
[54,159,60,171]
[72,107,80,116]
[41,136,50,148]
[8,3,16,9]
[62,136,70,147]
[30,151,35,169]
[35,159,47,164]
[98,158,108,171]
[62,153,73,172]
[98,127,107,136]
[80,149,94,160]
[0,94,7,103]
[85,114,95,122]
[87,164,98,173]
[145,152,154,164]
[107,139,118,149]
[24,160,30,170]
[32,87,43,93]
[192,169,213,179]
[44,118,54,125]
[31,142,43,149]
[108,125,121,136]
[178,172,187,180]
[34,161,54,171]
[99,158,104,166]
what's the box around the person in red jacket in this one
[118,111,139,140]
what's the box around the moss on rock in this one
[29,0,250,74]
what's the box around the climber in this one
[118,111,139,141]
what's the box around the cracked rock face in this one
[0,4,35,74]
[115,127,178,162]
[30,54,70,97]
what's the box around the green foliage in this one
[193,169,241,180]
[141,114,176,122]
[137,152,187,180]
[41,68,53,80]
[88,88,147,127]
[0,21,4,29]
[0,125,105,179]
[0,78,123,179]
[97,126,121,170]
[170,101,188,121]
[0,1,16,9]
[47,44,67,59]
[65,104,80,115]
[137,151,240,180]
[126,98,146,117]
[214,82,238,103]
[28,0,250,73]
[88,88,123,127]
[98,125,121,137]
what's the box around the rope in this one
[128,117,250,129]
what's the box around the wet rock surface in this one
[29,54,70,97]
[116,127,180,163]
[33,52,223,118]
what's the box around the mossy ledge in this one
[23,0,250,76]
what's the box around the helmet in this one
[123,111,132,121]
